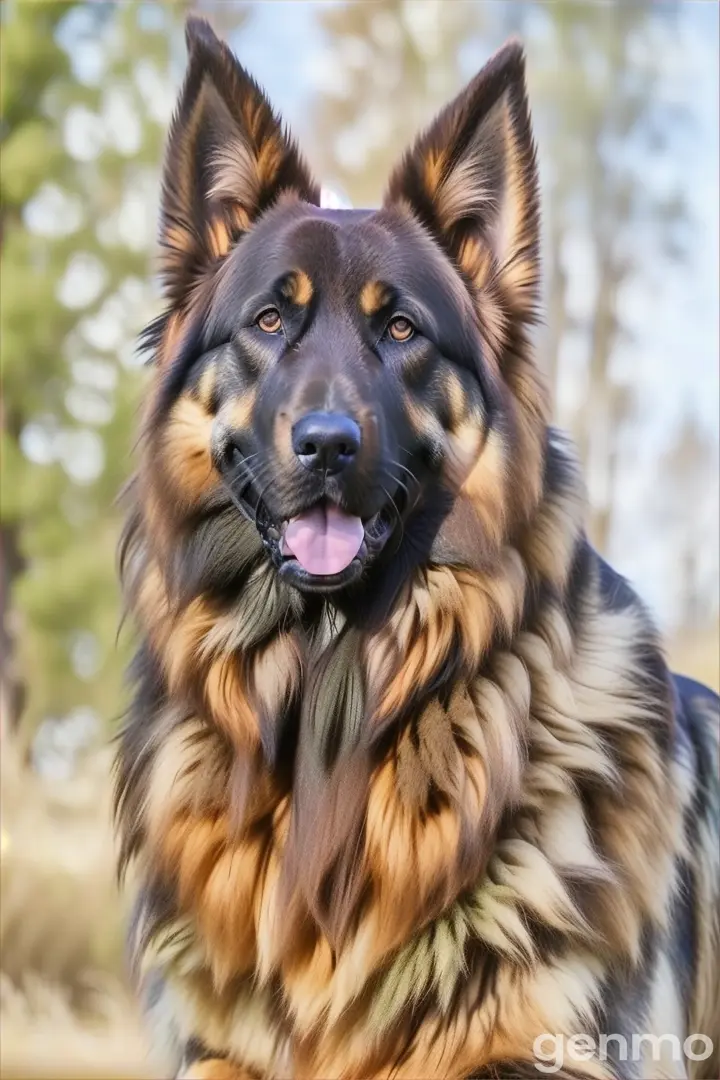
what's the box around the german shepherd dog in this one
[115,18,720,1080]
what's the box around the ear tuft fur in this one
[158,16,320,306]
[185,14,221,52]
[385,39,540,325]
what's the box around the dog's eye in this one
[387,316,414,342]
[257,308,282,334]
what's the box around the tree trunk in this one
[0,525,25,739]
[0,394,26,739]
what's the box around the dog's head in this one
[137,18,548,611]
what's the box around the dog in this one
[114,17,720,1080]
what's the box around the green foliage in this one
[1,2,179,739]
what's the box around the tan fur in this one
[204,654,258,749]
[433,134,495,235]
[359,280,390,317]
[210,135,265,209]
[208,105,283,217]
[423,148,447,200]
[457,234,493,290]
[206,215,233,260]
[444,369,470,428]
[402,395,446,449]
[180,1062,257,1080]
[159,311,186,367]
[282,269,314,307]
[196,364,217,412]
[224,390,256,433]
[161,396,217,506]
[451,428,509,552]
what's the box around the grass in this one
[669,624,720,692]
[0,742,167,1079]
[0,974,156,1080]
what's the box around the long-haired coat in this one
[115,18,720,1080]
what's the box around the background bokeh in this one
[1,1,718,1075]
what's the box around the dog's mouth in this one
[275,501,395,592]
[283,503,365,575]
[222,465,399,592]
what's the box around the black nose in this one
[292,412,361,474]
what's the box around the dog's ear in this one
[160,17,320,304]
[385,41,539,326]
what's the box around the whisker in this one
[252,472,277,528]
[229,450,261,489]
[380,483,404,553]
[388,458,421,512]
[381,465,413,510]
[219,451,265,522]
[390,459,419,485]
[218,470,254,523]
[389,475,411,501]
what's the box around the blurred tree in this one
[1,0,75,736]
[1,2,182,744]
[653,413,719,630]
[193,0,248,39]
[311,0,482,207]
[512,1,689,554]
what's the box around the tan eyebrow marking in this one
[360,280,391,317]
[281,270,314,306]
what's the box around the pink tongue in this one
[284,503,364,576]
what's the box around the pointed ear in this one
[384,41,539,327]
[160,17,320,304]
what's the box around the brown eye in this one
[257,308,282,334]
[388,315,414,342]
